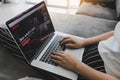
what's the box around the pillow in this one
[83,0,115,9]
[76,2,116,20]
[116,0,120,17]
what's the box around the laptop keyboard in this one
[40,35,65,66]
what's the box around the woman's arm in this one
[83,31,114,46]
[60,31,114,48]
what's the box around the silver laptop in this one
[6,1,85,80]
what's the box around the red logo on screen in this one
[22,38,31,47]
[12,24,19,30]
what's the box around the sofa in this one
[0,0,119,80]
[49,0,119,39]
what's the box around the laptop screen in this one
[6,1,55,62]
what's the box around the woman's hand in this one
[60,36,87,49]
[51,51,80,72]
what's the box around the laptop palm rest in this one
[31,31,85,80]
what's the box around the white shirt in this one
[98,22,120,78]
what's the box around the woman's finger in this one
[60,37,71,43]
[51,58,61,64]
[60,38,73,45]
[65,44,76,48]
[52,51,65,57]
[51,54,62,60]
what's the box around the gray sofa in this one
[51,12,117,38]
[50,0,119,39]
[0,0,119,80]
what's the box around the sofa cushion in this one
[50,13,117,38]
[76,2,116,20]
[116,0,120,17]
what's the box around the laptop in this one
[6,1,85,80]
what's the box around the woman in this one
[51,22,120,80]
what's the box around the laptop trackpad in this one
[65,48,85,61]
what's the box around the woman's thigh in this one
[78,43,106,80]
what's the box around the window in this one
[26,0,80,9]
[47,0,68,8]
[69,0,80,8]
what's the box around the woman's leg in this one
[78,43,106,80]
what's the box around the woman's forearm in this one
[74,62,119,80]
[84,31,114,46]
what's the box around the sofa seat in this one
[50,13,117,38]
[76,2,117,20]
